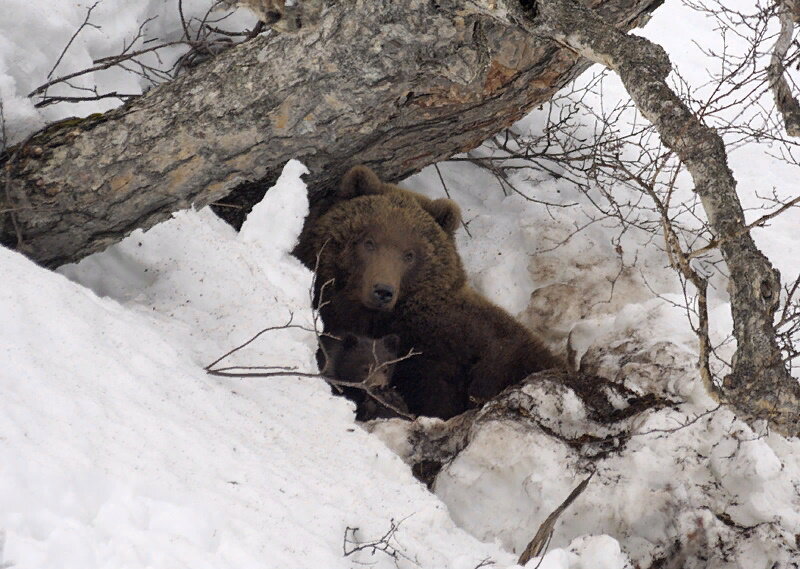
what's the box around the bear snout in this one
[372,283,395,307]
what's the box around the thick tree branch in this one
[530,0,800,436]
[768,0,800,137]
[1,0,663,268]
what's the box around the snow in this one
[2,1,800,568]
[0,0,256,144]
[238,159,309,257]
[2,163,514,569]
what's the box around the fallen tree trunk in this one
[0,0,663,268]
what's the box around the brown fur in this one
[339,166,462,237]
[296,169,560,419]
[319,333,409,420]
[293,166,461,270]
[320,333,401,388]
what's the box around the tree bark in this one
[1,0,663,268]
[525,0,800,436]
[768,0,800,137]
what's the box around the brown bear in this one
[336,166,462,238]
[319,332,401,389]
[319,332,410,421]
[295,166,560,419]
[293,165,461,268]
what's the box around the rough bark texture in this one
[0,0,663,268]
[530,0,800,436]
[768,0,800,137]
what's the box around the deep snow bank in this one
[375,158,800,568]
[1,162,514,569]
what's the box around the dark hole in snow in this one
[211,175,279,229]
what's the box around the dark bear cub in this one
[319,333,410,421]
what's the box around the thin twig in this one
[178,0,192,42]
[433,163,472,237]
[687,194,800,260]
[47,1,102,82]
[34,92,138,108]
[28,40,189,98]
[203,313,299,370]
[343,515,417,564]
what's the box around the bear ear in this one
[382,334,401,354]
[342,333,360,350]
[339,166,384,199]
[426,198,462,235]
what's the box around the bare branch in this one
[178,0,192,42]
[530,0,800,435]
[27,40,188,98]
[342,516,417,565]
[33,92,138,109]
[28,1,249,105]
[687,193,800,260]
[203,313,299,370]
[518,472,595,565]
[46,1,102,82]
[768,0,800,136]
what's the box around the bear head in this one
[310,190,466,314]
[320,332,401,388]
[339,165,462,238]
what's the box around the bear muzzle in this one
[370,283,396,310]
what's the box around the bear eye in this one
[363,238,376,252]
[403,250,415,263]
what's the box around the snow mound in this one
[3,165,514,569]
[239,159,309,257]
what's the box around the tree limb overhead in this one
[1,0,663,268]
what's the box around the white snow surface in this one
[2,0,800,568]
[0,0,256,144]
[2,163,514,569]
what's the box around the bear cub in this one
[319,333,410,421]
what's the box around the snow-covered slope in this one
[2,1,800,568]
[1,162,515,569]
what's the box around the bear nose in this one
[372,284,395,305]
